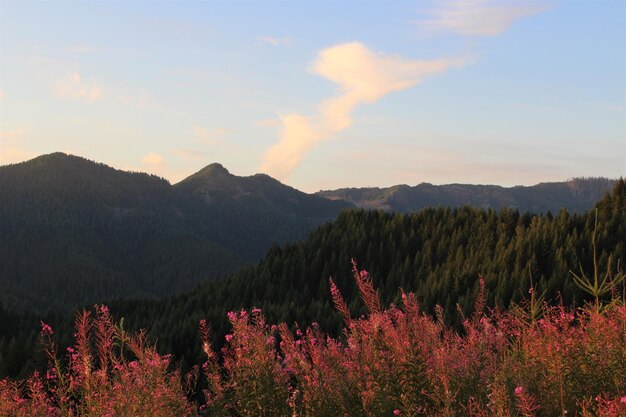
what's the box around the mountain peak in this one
[30,152,82,165]
[200,162,230,176]
[178,162,232,185]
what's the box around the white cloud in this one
[0,129,28,141]
[0,146,34,165]
[174,148,208,160]
[141,152,164,166]
[53,70,102,102]
[0,129,33,165]
[256,36,294,46]
[194,125,229,144]
[67,44,95,54]
[422,0,548,36]
[257,118,281,127]
[260,42,467,180]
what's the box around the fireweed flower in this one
[40,321,53,336]
[3,267,626,416]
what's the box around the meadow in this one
[2,261,624,417]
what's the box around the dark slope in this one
[100,180,624,373]
[0,154,351,312]
[175,163,353,260]
[317,177,615,213]
[0,153,244,311]
[1,179,623,378]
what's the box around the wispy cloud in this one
[141,152,164,166]
[0,146,34,165]
[0,129,33,165]
[422,0,548,36]
[257,118,281,127]
[260,42,468,180]
[256,36,294,46]
[194,125,229,144]
[53,70,102,102]
[67,44,95,54]
[174,148,208,160]
[0,129,28,141]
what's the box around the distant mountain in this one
[66,179,625,377]
[0,152,616,315]
[316,178,616,213]
[0,153,351,312]
[1,156,623,378]
[175,162,352,260]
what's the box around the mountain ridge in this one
[316,177,616,213]
[0,153,351,312]
[0,152,617,314]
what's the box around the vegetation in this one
[0,153,349,312]
[108,178,625,372]
[1,263,625,416]
[0,179,623,380]
[317,177,615,213]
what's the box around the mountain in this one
[111,179,624,371]
[175,162,352,260]
[0,153,351,312]
[2,179,622,378]
[316,178,616,213]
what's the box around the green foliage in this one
[570,210,626,312]
[0,153,349,312]
[1,166,623,382]
[3,270,626,417]
[74,179,626,378]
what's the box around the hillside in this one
[1,179,623,378]
[82,180,626,374]
[316,178,615,213]
[175,162,352,259]
[0,153,351,312]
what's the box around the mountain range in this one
[0,152,616,313]
[2,177,623,379]
[0,153,350,312]
[317,178,615,213]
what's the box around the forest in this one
[1,179,623,381]
[0,153,350,312]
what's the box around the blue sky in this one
[0,0,624,192]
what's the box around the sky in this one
[0,0,624,192]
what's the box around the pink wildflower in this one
[515,386,524,395]
[394,410,401,415]
[40,321,53,336]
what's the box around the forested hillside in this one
[175,162,353,260]
[0,153,350,312]
[117,179,624,368]
[317,177,615,213]
[2,179,622,378]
